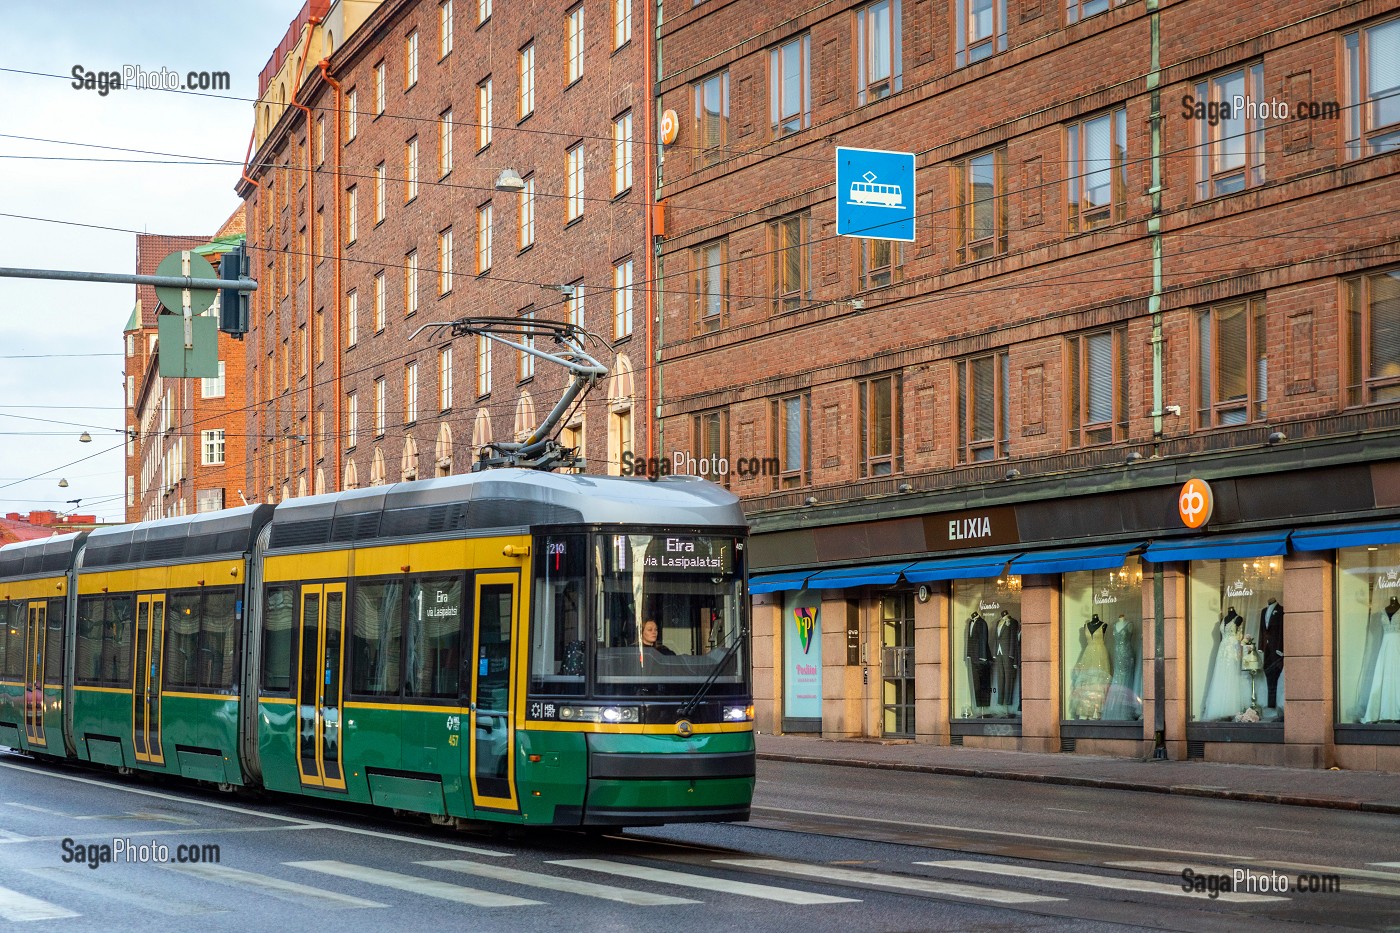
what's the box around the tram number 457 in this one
[446,715,461,746]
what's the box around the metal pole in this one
[1153,563,1167,759]
[0,266,256,291]
[1148,0,1168,762]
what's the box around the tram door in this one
[296,583,347,790]
[469,573,519,812]
[880,593,915,738]
[132,595,166,764]
[24,602,46,748]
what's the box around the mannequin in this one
[1257,597,1285,709]
[992,609,1021,714]
[965,611,992,712]
[1102,614,1142,720]
[1070,614,1111,719]
[1362,596,1400,723]
[1200,607,1247,721]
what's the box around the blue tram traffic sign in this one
[835,146,916,242]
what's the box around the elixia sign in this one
[922,506,1019,551]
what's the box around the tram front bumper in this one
[580,732,756,826]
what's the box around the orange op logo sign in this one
[1178,478,1214,529]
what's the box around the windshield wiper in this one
[677,624,747,719]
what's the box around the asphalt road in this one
[0,749,1396,932]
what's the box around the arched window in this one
[436,422,453,476]
[370,447,387,486]
[281,483,291,502]
[401,436,419,481]
[325,31,335,57]
[315,467,326,496]
[296,475,307,498]
[343,460,359,490]
[514,392,536,442]
[472,409,493,467]
[607,354,635,475]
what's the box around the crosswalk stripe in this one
[1110,860,1400,899]
[918,860,1289,904]
[166,863,388,909]
[287,860,541,907]
[24,867,221,917]
[549,858,859,905]
[420,859,700,906]
[714,858,1063,905]
[0,883,80,922]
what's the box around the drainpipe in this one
[319,58,344,491]
[1146,0,1168,761]
[289,19,320,487]
[642,0,657,462]
[240,130,261,497]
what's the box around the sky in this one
[0,0,294,524]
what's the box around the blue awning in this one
[1008,542,1145,575]
[748,571,811,594]
[1143,531,1290,563]
[1291,521,1400,553]
[903,555,1013,583]
[804,562,911,590]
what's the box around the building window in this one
[694,71,729,166]
[1196,297,1267,426]
[316,309,325,361]
[476,203,492,273]
[374,378,386,436]
[858,373,902,477]
[955,0,1007,67]
[405,250,419,316]
[201,430,226,466]
[1193,64,1265,199]
[567,5,584,84]
[858,239,901,290]
[856,0,902,105]
[439,108,453,176]
[519,307,536,381]
[316,115,325,164]
[347,88,358,139]
[404,30,419,89]
[567,282,585,328]
[613,111,633,195]
[441,0,454,57]
[374,271,386,331]
[769,34,811,137]
[201,360,226,399]
[478,77,493,149]
[439,346,454,410]
[769,212,809,313]
[613,258,634,339]
[405,136,419,201]
[346,185,358,244]
[405,362,419,424]
[347,289,359,347]
[1344,17,1400,157]
[693,239,727,332]
[561,419,583,472]
[956,350,1009,462]
[1066,0,1123,24]
[1068,108,1127,232]
[374,60,386,115]
[520,43,535,118]
[347,392,359,447]
[614,0,631,48]
[316,207,325,257]
[772,393,809,488]
[566,143,584,221]
[477,333,492,396]
[951,147,1007,263]
[439,227,454,293]
[374,162,386,224]
[693,409,728,482]
[519,175,535,249]
[1344,268,1400,406]
[479,0,491,24]
[1066,326,1128,447]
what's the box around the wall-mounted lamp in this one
[1005,468,1021,480]
[898,482,913,493]
[541,283,576,298]
[1267,430,1287,445]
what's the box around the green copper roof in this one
[124,304,139,332]
[192,232,245,256]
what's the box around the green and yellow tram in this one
[0,470,754,827]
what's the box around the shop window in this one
[1344,268,1400,407]
[856,0,902,105]
[769,34,811,137]
[1067,108,1127,232]
[1336,543,1400,724]
[1066,326,1128,447]
[954,0,1006,67]
[1344,17,1400,158]
[1193,64,1266,199]
[955,349,1009,462]
[1188,557,1285,723]
[1062,559,1143,722]
[858,373,902,477]
[772,393,809,489]
[951,147,1007,263]
[1196,297,1267,426]
[951,577,1021,719]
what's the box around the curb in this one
[756,752,1400,815]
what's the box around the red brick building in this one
[239,0,653,501]
[656,0,1400,768]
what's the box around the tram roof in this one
[266,469,746,550]
[78,504,275,570]
[0,531,88,582]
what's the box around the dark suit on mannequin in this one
[965,612,992,708]
[992,610,1021,711]
[1258,598,1285,708]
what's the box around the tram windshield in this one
[530,531,748,699]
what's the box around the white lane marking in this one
[1108,861,1400,899]
[1253,826,1314,835]
[4,802,65,816]
[0,824,322,846]
[165,864,387,909]
[1042,807,1087,813]
[550,858,859,905]
[288,861,540,907]
[0,829,29,841]
[752,805,1258,862]
[420,859,699,906]
[0,760,511,857]
[23,867,222,916]
[714,858,1063,905]
[918,860,1289,904]
[0,883,80,921]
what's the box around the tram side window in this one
[200,590,239,690]
[405,576,462,699]
[351,581,403,697]
[75,595,133,687]
[166,588,240,692]
[530,535,587,696]
[0,602,11,679]
[261,585,296,693]
[1,602,21,679]
[44,598,64,683]
[167,592,202,689]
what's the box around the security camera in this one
[1164,405,1182,416]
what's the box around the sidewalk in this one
[756,733,1400,814]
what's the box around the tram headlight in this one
[723,705,754,722]
[557,704,640,724]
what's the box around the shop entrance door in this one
[880,593,915,737]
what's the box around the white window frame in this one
[477,203,493,273]
[201,429,226,466]
[405,136,419,201]
[439,346,454,410]
[477,333,493,396]
[405,361,419,424]
[567,5,584,84]
[440,0,454,57]
[566,144,584,221]
[406,250,419,316]
[520,43,535,118]
[440,228,454,293]
[201,360,226,399]
[405,30,419,88]
[613,258,634,339]
[613,111,633,194]
[478,77,493,149]
[519,175,535,249]
[347,289,359,347]
[614,0,631,48]
[439,108,453,176]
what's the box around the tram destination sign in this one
[611,534,734,574]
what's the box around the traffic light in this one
[218,244,249,338]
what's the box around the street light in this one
[78,431,92,443]
[494,169,526,192]
[57,478,68,488]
